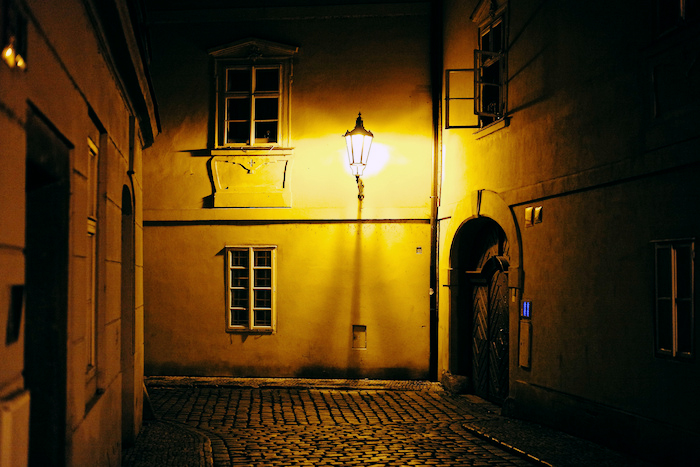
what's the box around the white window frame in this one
[220,65,282,146]
[225,246,277,333]
[654,239,695,359]
[210,38,297,149]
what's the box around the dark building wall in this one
[438,0,700,463]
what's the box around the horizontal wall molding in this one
[144,218,430,227]
[145,206,432,223]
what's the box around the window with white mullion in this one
[252,67,280,145]
[228,248,250,327]
[223,66,280,146]
[252,249,273,329]
[226,246,276,332]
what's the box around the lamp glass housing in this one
[344,113,373,176]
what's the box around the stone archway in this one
[449,218,510,404]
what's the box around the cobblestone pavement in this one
[123,378,654,467]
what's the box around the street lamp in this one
[344,113,373,200]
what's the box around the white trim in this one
[225,245,277,333]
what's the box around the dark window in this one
[655,240,695,359]
[475,17,506,127]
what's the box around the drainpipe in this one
[429,0,444,381]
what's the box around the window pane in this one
[657,298,673,351]
[231,289,249,308]
[482,61,500,85]
[254,250,272,267]
[481,29,491,52]
[448,99,479,127]
[676,244,692,299]
[448,70,474,99]
[255,268,271,288]
[677,299,693,354]
[481,83,501,115]
[230,249,249,267]
[230,308,249,326]
[227,122,250,144]
[255,98,278,120]
[490,23,502,52]
[255,122,278,143]
[255,68,279,92]
[254,309,272,327]
[656,246,672,298]
[227,69,251,92]
[254,289,271,308]
[226,97,251,121]
[231,269,249,288]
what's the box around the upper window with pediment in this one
[209,38,298,148]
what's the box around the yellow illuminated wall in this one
[143,3,434,379]
[146,222,430,378]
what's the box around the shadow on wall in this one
[295,366,424,381]
[144,362,424,381]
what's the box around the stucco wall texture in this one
[145,222,431,379]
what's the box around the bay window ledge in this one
[207,151,293,208]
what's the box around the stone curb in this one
[462,424,554,467]
[145,376,443,392]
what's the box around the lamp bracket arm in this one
[356,175,365,201]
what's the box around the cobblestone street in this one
[123,378,654,467]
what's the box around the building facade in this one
[1,0,693,464]
[437,0,699,464]
[142,2,435,380]
[0,0,155,465]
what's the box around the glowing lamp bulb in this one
[343,113,373,177]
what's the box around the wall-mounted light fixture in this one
[1,0,27,70]
[344,113,373,200]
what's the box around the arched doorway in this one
[450,218,510,404]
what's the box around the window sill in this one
[474,117,509,139]
[226,328,275,334]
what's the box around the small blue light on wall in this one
[521,301,531,318]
